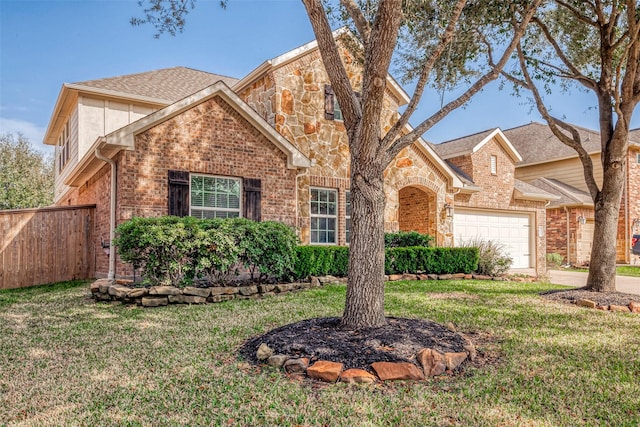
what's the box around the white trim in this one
[103,81,310,170]
[440,128,523,163]
[189,174,242,219]
[310,187,338,245]
[233,27,411,106]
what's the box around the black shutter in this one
[168,170,190,217]
[243,178,262,221]
[324,84,335,120]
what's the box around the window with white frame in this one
[57,121,70,173]
[490,155,497,175]
[190,174,241,219]
[310,188,337,244]
[345,190,352,244]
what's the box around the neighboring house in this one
[431,128,557,269]
[502,122,640,265]
[43,30,551,279]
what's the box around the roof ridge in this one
[436,127,496,145]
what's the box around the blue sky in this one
[1,0,637,154]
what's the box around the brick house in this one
[43,31,552,279]
[502,122,640,265]
[431,128,556,270]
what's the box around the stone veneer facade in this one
[240,45,454,246]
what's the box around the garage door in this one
[454,209,533,268]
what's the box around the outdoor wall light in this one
[100,237,111,256]
[443,203,454,219]
[577,215,587,225]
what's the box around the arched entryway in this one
[398,186,437,237]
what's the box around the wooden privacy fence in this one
[0,205,96,290]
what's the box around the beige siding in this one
[515,154,602,192]
[54,108,79,202]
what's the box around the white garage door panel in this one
[454,210,532,269]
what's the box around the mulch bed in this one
[240,317,468,372]
[541,287,639,307]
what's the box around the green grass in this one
[1,279,639,426]
[560,265,640,277]
[616,265,640,277]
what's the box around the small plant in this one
[546,252,564,269]
[460,237,513,276]
[384,231,434,248]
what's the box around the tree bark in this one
[342,157,387,328]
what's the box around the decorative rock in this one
[418,274,430,280]
[444,352,468,370]
[238,286,258,296]
[284,358,309,374]
[427,274,439,280]
[256,343,274,361]
[319,275,340,284]
[108,285,131,299]
[401,274,418,281]
[258,284,275,293]
[609,304,631,313]
[267,354,289,368]
[210,287,238,296]
[388,274,403,281]
[463,343,477,361]
[596,305,608,311]
[310,276,321,287]
[464,274,473,280]
[416,348,446,377]
[209,294,235,303]
[275,283,296,293]
[183,287,210,298]
[438,274,453,280]
[169,295,206,304]
[629,301,640,313]
[98,281,113,294]
[90,282,101,293]
[307,360,344,383]
[127,288,149,298]
[340,368,377,384]
[445,322,457,332]
[370,362,425,381]
[577,299,597,309]
[472,274,492,280]
[451,273,466,279]
[149,286,182,296]
[141,296,168,307]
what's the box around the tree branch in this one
[555,0,598,26]
[340,0,371,43]
[381,0,467,152]
[516,43,601,200]
[384,0,543,163]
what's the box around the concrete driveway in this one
[548,270,640,296]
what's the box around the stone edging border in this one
[253,337,476,384]
[576,298,640,314]
[90,272,522,306]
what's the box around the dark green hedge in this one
[384,231,434,248]
[294,245,479,278]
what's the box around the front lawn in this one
[1,279,639,426]
[616,265,640,277]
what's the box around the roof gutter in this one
[95,139,116,280]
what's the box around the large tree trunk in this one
[341,157,387,329]
[585,131,627,292]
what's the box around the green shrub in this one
[115,216,298,286]
[384,231,434,248]
[460,237,513,276]
[294,245,478,278]
[384,247,478,275]
[546,252,564,269]
[294,246,349,278]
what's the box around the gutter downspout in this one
[95,140,116,280]
[564,206,570,266]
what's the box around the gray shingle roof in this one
[514,179,560,201]
[430,128,495,158]
[502,122,601,166]
[528,177,593,207]
[73,66,239,103]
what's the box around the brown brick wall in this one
[398,186,436,235]
[546,208,567,261]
